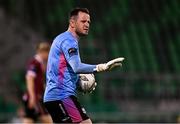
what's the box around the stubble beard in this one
[76,30,88,37]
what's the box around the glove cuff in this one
[96,64,106,72]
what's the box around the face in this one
[41,51,49,61]
[73,12,90,36]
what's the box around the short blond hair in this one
[36,42,50,52]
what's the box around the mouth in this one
[84,29,89,32]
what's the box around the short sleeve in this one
[61,39,79,62]
[26,62,37,77]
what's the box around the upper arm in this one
[26,61,37,81]
[26,74,35,84]
[61,40,96,73]
[26,70,35,97]
[61,39,80,63]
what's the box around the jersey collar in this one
[66,31,78,43]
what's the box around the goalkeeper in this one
[44,8,124,124]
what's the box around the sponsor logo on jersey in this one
[68,48,78,57]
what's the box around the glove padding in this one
[84,82,97,94]
[78,82,97,94]
[96,57,124,72]
[78,74,97,94]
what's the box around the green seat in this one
[139,23,159,73]
[118,34,135,72]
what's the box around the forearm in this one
[73,63,96,73]
[68,56,125,73]
[69,57,96,73]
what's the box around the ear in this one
[69,19,75,28]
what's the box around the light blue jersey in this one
[44,31,96,102]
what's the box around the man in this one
[22,42,52,123]
[44,8,124,123]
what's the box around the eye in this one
[81,20,90,24]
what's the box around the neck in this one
[67,27,79,41]
[35,54,44,63]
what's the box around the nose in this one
[85,21,89,27]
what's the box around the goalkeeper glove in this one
[95,57,124,72]
[79,82,97,94]
[88,82,97,93]
[82,81,97,94]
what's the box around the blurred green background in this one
[0,0,180,123]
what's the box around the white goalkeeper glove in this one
[83,82,97,94]
[95,57,124,72]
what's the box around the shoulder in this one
[28,58,40,67]
[55,31,77,45]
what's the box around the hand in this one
[96,57,124,72]
[28,97,36,109]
